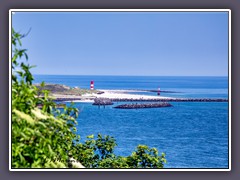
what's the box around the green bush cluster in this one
[11,29,166,168]
[71,134,166,168]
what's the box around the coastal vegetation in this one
[34,83,102,96]
[11,29,166,168]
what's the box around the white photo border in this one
[9,9,231,171]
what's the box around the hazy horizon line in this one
[33,74,228,77]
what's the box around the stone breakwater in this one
[114,102,173,109]
[92,98,113,105]
[109,98,228,102]
[53,97,228,102]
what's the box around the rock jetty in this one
[114,102,173,109]
[92,98,114,105]
[109,98,228,102]
[53,97,228,102]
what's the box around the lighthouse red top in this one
[91,81,94,84]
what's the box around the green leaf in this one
[87,134,94,139]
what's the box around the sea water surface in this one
[33,75,229,168]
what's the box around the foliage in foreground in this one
[11,28,166,168]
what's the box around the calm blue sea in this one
[33,75,229,168]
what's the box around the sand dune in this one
[77,90,173,102]
[53,89,173,102]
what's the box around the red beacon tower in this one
[90,81,94,90]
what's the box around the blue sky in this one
[12,11,229,76]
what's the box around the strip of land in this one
[35,84,228,103]
[52,91,228,102]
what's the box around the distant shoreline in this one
[51,90,228,103]
[34,83,228,103]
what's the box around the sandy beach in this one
[52,89,174,103]
[93,90,173,100]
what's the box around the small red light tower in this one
[90,81,94,90]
